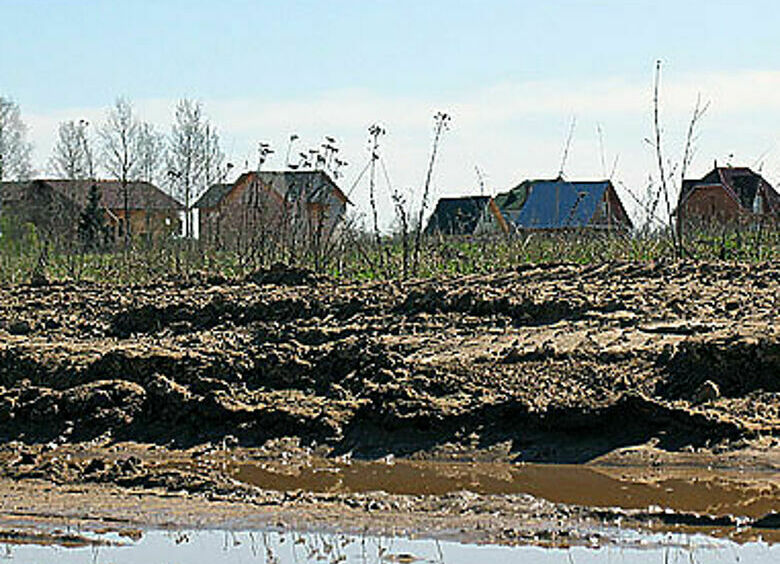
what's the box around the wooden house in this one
[0,179,183,243]
[196,170,350,247]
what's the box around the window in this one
[753,193,763,214]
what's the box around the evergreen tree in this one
[78,184,110,251]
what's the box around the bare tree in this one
[0,96,33,240]
[169,99,202,239]
[202,124,225,187]
[0,96,33,182]
[137,122,167,185]
[168,99,224,238]
[50,119,94,180]
[135,123,168,240]
[98,98,143,249]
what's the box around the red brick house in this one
[196,170,350,247]
[0,179,183,243]
[678,166,780,225]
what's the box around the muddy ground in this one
[0,261,777,545]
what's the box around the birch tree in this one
[168,99,224,238]
[50,119,94,179]
[98,98,142,248]
[137,122,167,185]
[202,124,225,189]
[0,96,33,182]
[0,96,33,238]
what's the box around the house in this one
[424,196,492,235]
[194,182,234,241]
[0,179,183,243]
[499,178,633,232]
[678,166,780,225]
[196,170,350,247]
[0,180,82,242]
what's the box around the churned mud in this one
[0,261,777,545]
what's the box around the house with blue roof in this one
[489,178,633,233]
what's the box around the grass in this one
[0,221,777,286]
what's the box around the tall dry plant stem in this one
[677,95,709,252]
[652,61,679,256]
[367,124,385,273]
[413,111,450,276]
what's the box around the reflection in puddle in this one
[0,529,778,564]
[232,460,780,519]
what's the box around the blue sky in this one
[3,0,780,225]
[5,0,777,105]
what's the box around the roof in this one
[1,179,184,211]
[514,179,610,229]
[424,196,490,235]
[492,181,531,212]
[195,183,233,209]
[195,170,351,209]
[256,170,351,205]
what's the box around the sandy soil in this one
[0,261,777,545]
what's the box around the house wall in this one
[606,186,631,227]
[110,209,181,242]
[200,173,348,249]
[198,206,216,244]
[201,176,288,248]
[590,187,632,230]
[680,186,743,224]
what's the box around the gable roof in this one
[195,170,351,209]
[195,183,233,209]
[256,170,351,205]
[424,196,490,235]
[2,179,184,211]
[514,179,611,229]
[0,180,84,237]
[492,180,531,212]
[0,180,81,211]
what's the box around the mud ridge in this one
[0,261,776,461]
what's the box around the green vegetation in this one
[0,216,776,286]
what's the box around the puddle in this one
[0,528,778,564]
[232,459,780,519]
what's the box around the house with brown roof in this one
[195,170,350,247]
[0,179,183,243]
[678,166,780,225]
[0,180,82,242]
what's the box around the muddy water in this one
[233,460,780,519]
[1,529,779,564]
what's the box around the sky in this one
[3,0,780,228]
